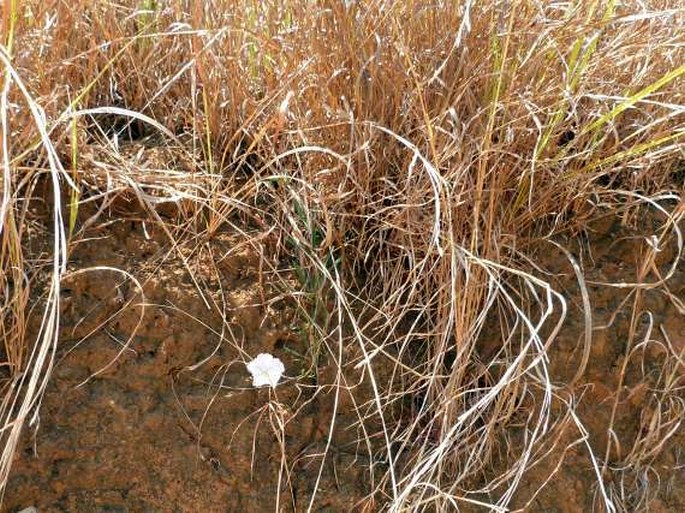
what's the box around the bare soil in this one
[5,201,374,512]
[5,200,685,512]
[499,210,685,512]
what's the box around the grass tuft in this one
[1,1,684,510]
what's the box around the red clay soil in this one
[493,211,685,512]
[5,204,685,512]
[5,207,374,512]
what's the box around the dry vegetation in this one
[1,0,684,511]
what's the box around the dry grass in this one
[1,0,684,511]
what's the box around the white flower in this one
[246,353,285,388]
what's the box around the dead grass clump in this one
[1,0,684,510]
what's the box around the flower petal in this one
[246,353,285,388]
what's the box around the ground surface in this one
[500,211,685,512]
[5,203,685,512]
[5,202,374,512]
